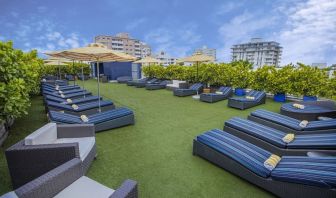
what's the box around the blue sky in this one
[0,0,335,65]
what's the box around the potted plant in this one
[267,65,294,102]
[231,60,253,96]
[199,63,218,92]
[291,63,328,101]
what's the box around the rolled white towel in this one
[66,98,72,103]
[215,91,223,95]
[264,154,281,171]
[60,94,65,98]
[246,96,255,100]
[72,104,79,110]
[299,120,309,128]
[80,115,89,122]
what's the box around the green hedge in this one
[0,41,43,122]
[143,60,334,99]
[42,62,91,77]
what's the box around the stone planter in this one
[234,88,246,96]
[0,120,8,146]
[303,95,317,101]
[273,93,286,102]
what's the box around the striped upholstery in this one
[42,85,79,90]
[45,95,100,104]
[281,103,332,113]
[47,100,113,112]
[272,156,336,188]
[197,129,336,188]
[197,129,272,177]
[204,86,232,96]
[46,91,92,99]
[230,90,266,102]
[226,117,286,148]
[189,83,203,91]
[42,86,80,92]
[226,117,336,149]
[49,107,133,124]
[251,109,336,131]
[43,89,85,95]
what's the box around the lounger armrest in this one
[57,124,95,138]
[110,179,138,198]
[6,140,80,188]
[15,159,83,198]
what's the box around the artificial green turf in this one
[0,80,282,197]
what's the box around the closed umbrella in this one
[177,52,214,81]
[177,52,214,99]
[44,61,68,80]
[134,56,161,78]
[46,43,136,112]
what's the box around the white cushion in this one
[166,84,179,88]
[54,137,95,160]
[54,176,114,198]
[0,191,18,198]
[25,123,57,145]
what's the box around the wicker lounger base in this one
[94,113,135,132]
[173,90,197,97]
[146,85,166,90]
[280,108,336,121]
[192,139,336,198]
[47,104,115,116]
[248,115,336,134]
[200,94,232,103]
[223,125,336,156]
[228,97,266,110]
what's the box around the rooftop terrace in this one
[0,79,282,197]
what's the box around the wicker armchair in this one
[5,123,96,188]
[1,159,138,198]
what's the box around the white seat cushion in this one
[54,176,114,198]
[0,191,18,198]
[54,137,95,160]
[25,123,57,145]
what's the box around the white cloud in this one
[215,2,244,15]
[144,23,201,57]
[10,15,87,54]
[277,0,336,65]
[217,11,278,61]
[37,6,47,13]
[126,18,147,30]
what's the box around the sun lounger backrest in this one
[197,129,272,177]
[25,123,57,145]
[248,90,265,101]
[218,86,232,94]
[189,83,202,90]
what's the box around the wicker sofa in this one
[5,123,97,188]
[0,158,138,198]
[166,80,188,91]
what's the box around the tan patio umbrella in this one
[134,56,161,77]
[44,59,70,80]
[177,52,214,81]
[46,43,136,112]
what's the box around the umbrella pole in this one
[58,60,61,80]
[82,64,85,98]
[73,60,76,86]
[97,60,101,112]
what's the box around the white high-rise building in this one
[231,38,282,68]
[153,51,178,66]
[194,46,216,60]
[95,33,151,58]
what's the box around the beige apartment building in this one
[94,33,151,58]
